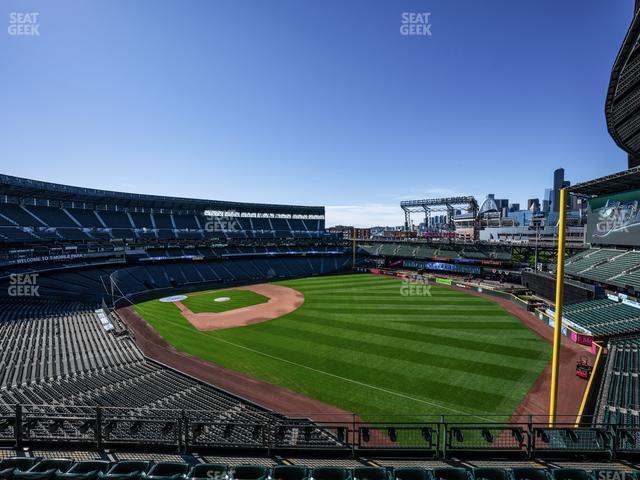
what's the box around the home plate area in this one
[168,283,304,331]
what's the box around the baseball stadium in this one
[3,1,640,479]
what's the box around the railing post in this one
[527,414,533,459]
[351,414,357,457]
[96,406,102,450]
[181,410,188,451]
[176,411,183,454]
[440,415,446,459]
[14,404,22,448]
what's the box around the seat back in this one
[69,462,111,475]
[109,462,151,475]
[551,470,587,480]
[271,466,308,480]
[311,467,349,480]
[394,468,428,480]
[233,466,267,480]
[189,465,227,480]
[149,464,189,477]
[432,468,468,480]
[511,468,548,480]
[472,469,507,480]
[31,460,75,473]
[354,468,387,480]
[0,459,37,472]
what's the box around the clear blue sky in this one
[0,0,634,226]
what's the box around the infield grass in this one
[133,274,550,421]
[181,289,268,313]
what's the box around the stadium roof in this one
[605,5,640,161]
[567,166,640,196]
[0,174,325,215]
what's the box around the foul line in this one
[207,335,493,422]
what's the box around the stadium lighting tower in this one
[549,188,567,426]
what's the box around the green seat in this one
[14,461,75,480]
[310,467,350,480]
[271,466,308,480]
[0,461,37,473]
[56,462,111,480]
[99,462,152,480]
[188,465,227,480]
[550,469,588,480]
[394,468,428,480]
[432,469,468,480]
[471,469,507,480]
[232,466,268,480]
[511,469,548,480]
[144,463,189,480]
[353,468,388,480]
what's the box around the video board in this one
[586,188,640,247]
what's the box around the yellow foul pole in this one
[549,188,567,426]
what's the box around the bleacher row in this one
[561,299,640,337]
[0,302,320,447]
[0,203,325,243]
[360,243,512,262]
[565,248,640,290]
[595,335,640,428]
[0,459,631,480]
[0,303,142,389]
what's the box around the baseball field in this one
[133,274,551,420]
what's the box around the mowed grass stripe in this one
[134,274,550,420]
[268,312,536,368]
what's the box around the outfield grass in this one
[134,274,550,421]
[181,289,268,313]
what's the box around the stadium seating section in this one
[0,459,636,480]
[0,203,326,243]
[561,299,640,337]
[0,301,332,448]
[565,248,640,290]
[594,335,640,429]
[359,242,512,262]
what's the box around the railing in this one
[0,405,635,457]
